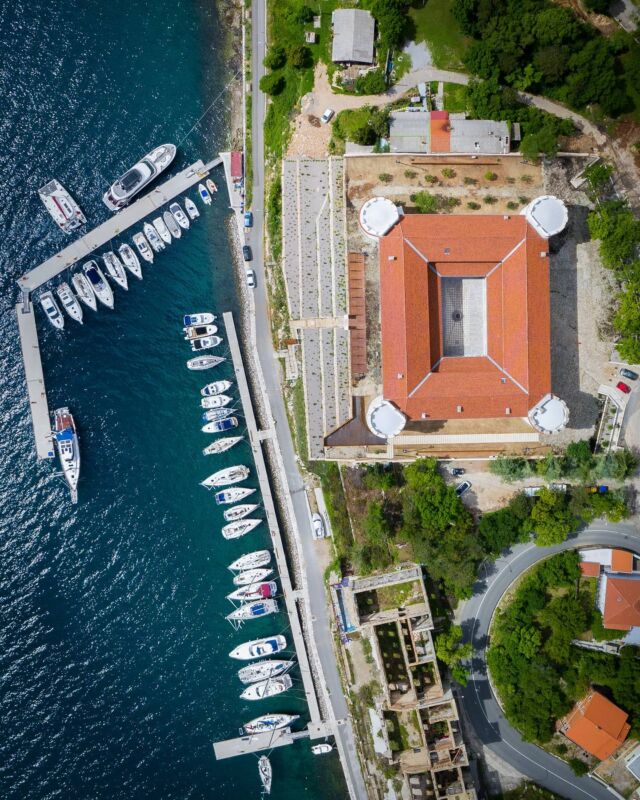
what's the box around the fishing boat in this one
[200,464,249,489]
[229,633,285,660]
[214,486,256,505]
[223,502,257,522]
[311,743,333,755]
[191,335,222,352]
[163,210,181,239]
[222,518,262,540]
[201,394,231,410]
[232,568,273,587]
[169,201,190,229]
[198,183,212,205]
[152,216,172,244]
[241,675,292,701]
[202,407,236,423]
[102,144,176,210]
[56,282,83,324]
[201,380,232,396]
[118,244,143,280]
[202,436,243,456]
[72,273,97,312]
[228,550,272,573]
[184,324,218,340]
[133,232,154,263]
[243,714,299,736]
[226,599,278,623]
[185,197,199,219]
[258,756,272,795]
[38,179,86,233]
[206,179,218,194]
[187,355,225,371]
[183,312,216,327]
[40,291,64,329]
[227,581,277,603]
[53,407,80,503]
[83,261,114,309]
[202,416,238,434]
[102,252,128,290]
[143,222,164,252]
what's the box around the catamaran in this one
[53,407,80,503]
[169,201,190,229]
[202,417,238,434]
[38,179,86,233]
[118,244,143,279]
[102,144,176,210]
[184,324,218,341]
[198,183,212,205]
[132,232,154,263]
[232,568,273,587]
[72,273,97,312]
[83,261,114,309]
[202,407,236,423]
[228,550,272,573]
[258,755,272,795]
[203,436,243,456]
[143,222,164,252]
[185,197,199,219]
[223,502,257,522]
[183,312,216,327]
[215,486,256,505]
[163,210,181,239]
[201,380,232,396]
[56,282,83,324]
[229,634,286,660]
[187,355,225,371]
[200,465,249,489]
[222,518,261,540]
[227,581,277,603]
[40,291,64,329]
[226,599,278,623]
[152,216,172,244]
[241,675,292,701]
[102,252,128,290]
[243,714,299,736]
[201,394,232,409]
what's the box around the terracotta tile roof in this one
[603,574,640,630]
[379,214,551,421]
[430,111,451,153]
[563,691,630,760]
[611,550,634,573]
[580,562,601,578]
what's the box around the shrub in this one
[379,173,393,183]
[442,167,456,178]
[483,195,497,204]
[518,196,529,205]
[288,44,311,68]
[404,170,417,179]
[424,174,438,184]
[463,176,477,185]
[467,201,481,210]
[412,191,439,214]
[568,758,589,777]
[506,201,519,210]
[446,197,461,208]
[485,171,498,181]
[521,174,533,184]
[260,73,285,96]
[263,44,286,70]
[354,69,387,95]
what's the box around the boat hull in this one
[102,144,176,210]
[132,233,154,263]
[72,273,98,311]
[228,550,272,573]
[118,244,143,279]
[229,634,286,660]
[53,407,80,503]
[83,262,114,309]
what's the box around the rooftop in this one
[331,9,375,64]
[562,690,630,760]
[603,573,640,631]
[389,111,510,154]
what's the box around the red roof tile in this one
[603,574,640,631]
[563,691,630,760]
[611,550,634,573]
[430,111,451,152]
[580,562,601,578]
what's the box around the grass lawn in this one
[407,0,470,71]
[443,82,467,112]
[376,580,423,611]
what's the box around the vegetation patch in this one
[407,0,470,70]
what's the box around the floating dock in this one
[213,722,331,760]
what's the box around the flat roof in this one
[449,118,510,154]
[390,111,429,153]
[331,9,375,63]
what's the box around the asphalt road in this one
[247,2,367,797]
[459,522,640,800]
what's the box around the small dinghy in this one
[202,407,236,423]
[214,486,256,505]
[201,394,232,410]
[198,183,212,205]
[185,197,200,219]
[226,599,278,623]
[223,503,258,522]
[83,261,114,309]
[163,210,181,239]
[232,567,273,587]
[56,282,83,324]
[191,335,222,352]
[187,355,225,371]
[133,232,154,263]
[143,222,164,252]
[202,416,238,434]
[228,550,272,573]
[152,216,172,244]
[227,581,277,603]
[238,659,292,685]
[241,675,292,701]
[222,518,262,540]
[183,313,216,327]
[229,633,285,660]
[102,252,128,290]
[311,743,333,755]
[40,291,64,329]
[169,201,190,229]
[258,756,272,795]
[206,179,218,194]
[118,244,143,279]
[72,273,98,312]
[201,464,249,489]
[201,380,232,396]
[243,714,298,736]
[184,324,218,340]
[203,436,243,456]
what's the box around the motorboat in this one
[40,291,64,329]
[191,335,222,352]
[83,261,114,309]
[152,216,172,244]
[243,714,299,736]
[228,550,272,573]
[184,324,218,340]
[229,633,285,660]
[206,179,218,194]
[258,756,272,796]
[183,312,216,327]
[187,355,225,371]
[223,502,257,522]
[232,568,273,587]
[239,661,292,687]
[198,183,212,205]
[56,282,83,324]
[203,436,243,456]
[163,210,181,239]
[200,464,249,489]
[53,407,80,503]
[214,486,256,505]
[241,675,292,701]
[227,581,277,603]
[102,144,176,210]
[102,252,128,290]
[222,518,261,540]
[133,232,154,263]
[311,744,333,755]
[226,599,278,622]
[202,416,238,434]
[38,179,86,233]
[202,407,236,423]
[201,394,232,409]
[201,380,232,396]
[118,244,143,280]
[72,273,97,312]
[143,222,164,252]
[169,201,190,229]
[185,197,199,219]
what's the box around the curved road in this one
[459,522,640,800]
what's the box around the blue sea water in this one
[0,1,347,798]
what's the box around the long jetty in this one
[212,312,329,760]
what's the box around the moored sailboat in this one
[53,407,80,503]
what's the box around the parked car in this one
[242,245,252,262]
[455,481,471,497]
[449,467,465,477]
[312,513,325,539]
[320,108,335,124]
[246,269,256,289]
[616,381,631,394]
[586,485,609,494]
[620,368,638,381]
[244,211,253,228]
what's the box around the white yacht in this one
[192,335,222,352]
[169,201,190,229]
[311,744,333,755]
[214,486,256,505]
[198,183,212,205]
[132,232,154,263]
[202,436,243,456]
[183,312,216,327]
[152,216,172,244]
[200,464,249,489]
[103,144,176,210]
[184,324,218,340]
[226,599,278,623]
[72,273,97,312]
[227,581,277,603]
[53,407,80,503]
[202,406,236,423]
[223,502,257,522]
[202,417,238,434]
[243,714,298,736]
[40,291,64,329]
[38,179,86,233]
[229,634,285,660]
[187,355,225,371]
[221,518,261,540]
[206,179,218,194]
[201,380,232,397]
[241,675,292,701]
[201,394,231,410]
[238,658,291,685]
[83,261,114,309]
[143,222,164,252]
[102,252,128,290]
[185,197,199,219]
[56,282,83,324]
[163,210,181,239]
[232,568,273,587]
[118,244,143,280]
[258,756,272,795]
[228,550,272,573]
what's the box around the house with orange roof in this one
[601,572,640,631]
[559,690,630,760]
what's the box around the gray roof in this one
[331,9,375,63]
[389,110,428,153]
[449,118,510,154]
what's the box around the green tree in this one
[412,191,438,214]
[435,625,472,685]
[288,44,311,69]
[263,44,286,70]
[530,488,576,547]
[489,456,531,482]
[583,161,614,200]
[588,201,640,270]
[354,69,387,95]
[259,73,285,96]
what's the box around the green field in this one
[407,0,469,71]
